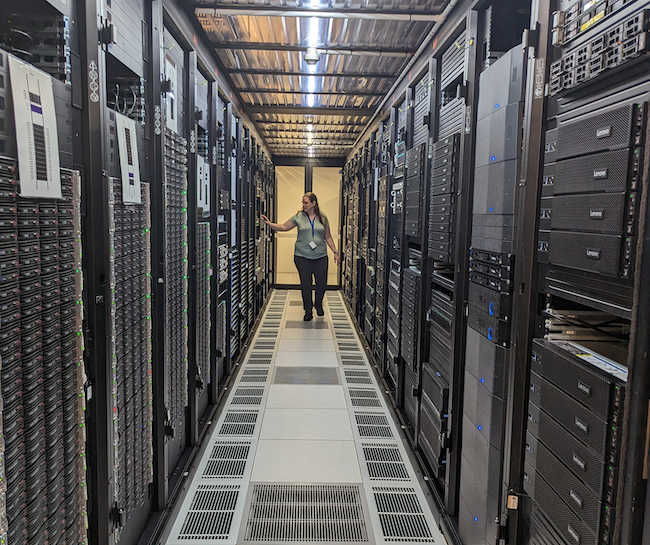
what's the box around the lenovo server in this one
[539,101,646,315]
[526,339,626,545]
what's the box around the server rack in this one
[521,2,650,545]
[0,2,277,544]
[0,29,88,545]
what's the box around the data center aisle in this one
[163,289,445,545]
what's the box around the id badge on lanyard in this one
[308,216,317,249]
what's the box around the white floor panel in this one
[251,439,362,483]
[164,289,446,545]
[260,408,353,441]
[274,350,338,367]
[266,384,347,409]
[278,338,336,352]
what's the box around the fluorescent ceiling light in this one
[307,94,315,107]
[309,17,319,46]
[307,124,313,131]
[308,75,316,93]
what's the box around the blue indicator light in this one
[489,207,494,212]
[480,378,485,383]
[495,104,499,108]
[487,327,493,341]
[478,425,483,430]
[491,156,496,161]
[475,518,479,522]
[489,302,495,316]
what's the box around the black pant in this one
[294,255,328,315]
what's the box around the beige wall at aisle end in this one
[275,166,305,283]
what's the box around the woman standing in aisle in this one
[261,192,340,321]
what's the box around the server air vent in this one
[253,340,276,350]
[243,485,369,542]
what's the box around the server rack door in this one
[161,25,189,476]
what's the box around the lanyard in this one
[307,214,315,238]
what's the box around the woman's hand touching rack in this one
[260,215,296,232]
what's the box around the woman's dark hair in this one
[300,192,328,227]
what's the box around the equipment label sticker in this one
[8,54,62,199]
[115,112,142,204]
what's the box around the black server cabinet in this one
[160,26,189,475]
[458,44,525,545]
[216,93,230,384]
[0,2,88,541]
[525,2,650,544]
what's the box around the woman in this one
[261,192,340,321]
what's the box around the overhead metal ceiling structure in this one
[190,0,453,158]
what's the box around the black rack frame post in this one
[622,108,650,545]
[78,0,112,540]
[503,1,553,542]
[445,8,481,517]
[186,50,199,447]
[147,0,169,511]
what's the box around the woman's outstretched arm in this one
[324,225,340,265]
[261,214,296,232]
